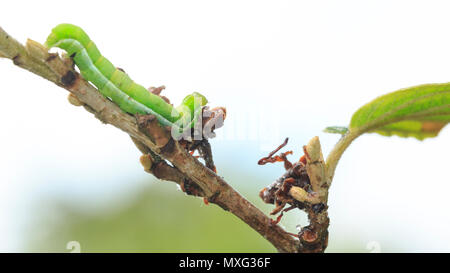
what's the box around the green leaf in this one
[372,120,447,140]
[349,83,450,140]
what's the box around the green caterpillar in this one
[45,23,207,132]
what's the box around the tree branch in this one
[0,26,299,253]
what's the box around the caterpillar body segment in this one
[45,24,207,131]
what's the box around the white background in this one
[1,0,450,252]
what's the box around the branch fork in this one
[258,136,330,252]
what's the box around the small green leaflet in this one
[323,126,349,135]
[326,82,450,140]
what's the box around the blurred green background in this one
[25,179,277,252]
[23,161,367,253]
